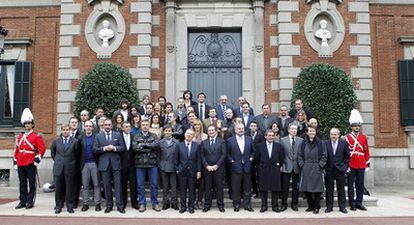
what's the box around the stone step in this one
[112,195,378,207]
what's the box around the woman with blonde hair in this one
[191,119,208,144]
[295,110,308,137]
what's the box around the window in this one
[0,61,31,127]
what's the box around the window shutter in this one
[399,60,414,126]
[13,61,31,126]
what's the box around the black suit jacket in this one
[120,133,135,170]
[51,136,80,176]
[193,103,211,120]
[277,117,295,137]
[93,131,125,171]
[79,133,99,170]
[200,136,227,173]
[175,141,201,177]
[324,139,350,173]
[227,135,254,173]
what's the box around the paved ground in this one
[1,216,414,225]
[0,185,413,224]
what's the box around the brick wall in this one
[0,6,61,147]
[370,4,413,148]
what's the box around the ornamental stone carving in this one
[304,0,345,58]
[85,0,126,58]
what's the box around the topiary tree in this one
[74,62,139,118]
[291,63,357,138]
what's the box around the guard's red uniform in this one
[14,131,46,166]
[345,132,370,169]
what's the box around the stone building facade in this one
[0,0,413,186]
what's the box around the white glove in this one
[14,164,18,170]
[365,167,370,172]
[346,168,351,174]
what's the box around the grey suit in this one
[253,114,278,133]
[93,131,125,209]
[159,138,179,206]
[51,136,80,209]
[280,135,303,208]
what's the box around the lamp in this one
[0,26,8,55]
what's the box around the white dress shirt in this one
[267,141,273,158]
[236,135,245,154]
[123,133,130,151]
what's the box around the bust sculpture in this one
[98,20,114,48]
[314,19,332,57]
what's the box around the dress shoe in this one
[280,205,287,212]
[152,204,161,212]
[179,208,186,214]
[25,203,34,209]
[219,207,225,213]
[313,209,320,214]
[172,204,179,210]
[189,208,195,214]
[117,208,125,214]
[260,207,267,213]
[15,202,26,209]
[202,207,209,212]
[340,208,348,214]
[325,208,333,213]
[132,204,139,210]
[95,204,101,211]
[356,205,367,211]
[272,207,281,213]
[55,208,62,214]
[305,207,314,212]
[104,207,112,213]
[291,205,298,211]
[67,208,74,214]
[138,205,146,213]
[234,207,239,212]
[245,207,254,212]
[81,205,89,212]
[350,206,357,211]
[162,204,169,210]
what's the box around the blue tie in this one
[64,138,69,151]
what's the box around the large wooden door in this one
[188,31,242,106]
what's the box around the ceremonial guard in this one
[346,109,370,211]
[14,108,46,209]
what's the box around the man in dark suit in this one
[200,125,226,213]
[175,129,202,214]
[255,129,285,213]
[325,128,350,214]
[254,104,278,133]
[79,121,101,212]
[288,98,313,120]
[193,92,211,121]
[234,96,254,117]
[93,119,125,214]
[120,121,138,209]
[227,123,255,212]
[240,102,254,134]
[78,110,91,132]
[249,121,264,198]
[215,95,233,120]
[69,116,83,207]
[277,105,294,137]
[51,124,80,214]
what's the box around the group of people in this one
[13,90,370,216]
